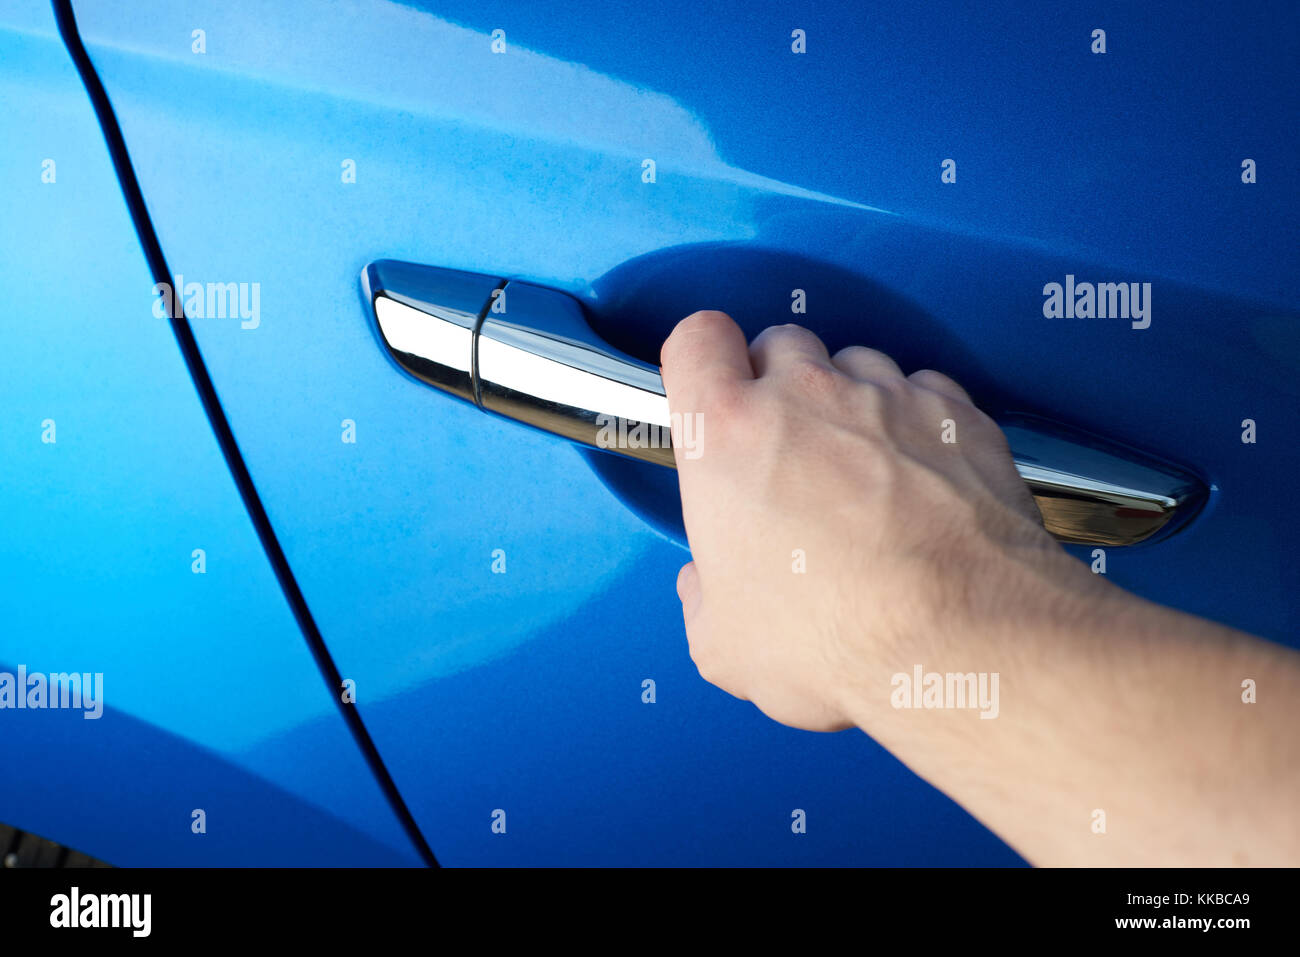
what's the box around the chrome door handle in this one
[364,260,1205,546]
[364,260,673,464]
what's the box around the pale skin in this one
[660,310,1300,867]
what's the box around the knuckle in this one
[851,380,891,426]
[700,377,750,421]
[782,357,840,396]
[661,310,732,364]
[835,345,884,366]
[914,385,968,419]
[872,370,911,397]
[772,321,810,335]
[909,368,948,388]
[756,323,815,351]
[682,309,732,330]
[910,368,972,403]
[859,377,905,413]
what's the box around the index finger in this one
[660,310,754,415]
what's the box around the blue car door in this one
[66,0,1298,864]
[0,1,422,866]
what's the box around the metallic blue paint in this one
[8,0,1296,864]
[0,2,421,866]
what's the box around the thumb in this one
[676,560,703,621]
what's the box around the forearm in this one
[659,311,1297,866]
[848,562,1300,866]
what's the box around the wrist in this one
[835,537,1129,747]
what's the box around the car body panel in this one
[0,2,420,866]
[52,0,1300,864]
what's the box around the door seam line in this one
[51,0,439,868]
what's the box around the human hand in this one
[661,310,1097,733]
